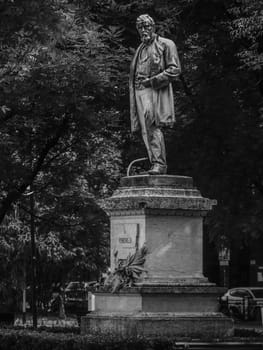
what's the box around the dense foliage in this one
[0,0,262,308]
[0,328,175,350]
[86,0,263,282]
[104,245,147,292]
[0,0,127,308]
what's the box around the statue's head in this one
[136,14,155,44]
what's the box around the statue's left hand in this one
[141,78,151,88]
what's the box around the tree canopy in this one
[0,0,263,303]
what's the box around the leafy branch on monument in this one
[104,245,148,293]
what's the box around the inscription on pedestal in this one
[119,237,132,244]
[111,222,141,269]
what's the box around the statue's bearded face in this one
[136,21,154,44]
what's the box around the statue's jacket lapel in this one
[129,35,181,132]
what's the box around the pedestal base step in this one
[81,312,234,340]
[94,286,226,314]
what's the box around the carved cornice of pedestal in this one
[106,197,215,212]
[114,188,201,197]
[105,175,216,215]
[108,209,209,217]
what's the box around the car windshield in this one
[251,289,263,298]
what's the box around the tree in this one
[88,0,263,264]
[0,0,129,223]
[0,0,129,307]
[1,0,263,295]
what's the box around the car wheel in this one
[229,307,242,320]
[220,306,230,316]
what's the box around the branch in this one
[0,115,70,224]
[179,74,203,117]
[20,204,83,228]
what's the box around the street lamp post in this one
[218,239,230,288]
[28,187,37,328]
[30,187,37,328]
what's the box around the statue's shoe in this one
[148,164,167,175]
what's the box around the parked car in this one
[64,281,96,316]
[219,287,263,320]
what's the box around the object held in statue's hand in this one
[141,78,151,88]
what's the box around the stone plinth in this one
[81,313,233,340]
[81,175,234,339]
[93,285,226,314]
[106,175,215,285]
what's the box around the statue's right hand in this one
[141,78,151,88]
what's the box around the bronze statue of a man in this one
[129,14,181,175]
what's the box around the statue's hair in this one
[136,14,155,27]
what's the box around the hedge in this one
[0,328,176,350]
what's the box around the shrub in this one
[0,328,176,350]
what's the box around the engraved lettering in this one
[119,237,132,244]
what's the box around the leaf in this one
[1,105,11,114]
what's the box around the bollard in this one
[244,296,249,320]
[88,292,95,312]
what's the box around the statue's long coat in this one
[129,35,181,132]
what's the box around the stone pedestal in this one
[81,175,233,339]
